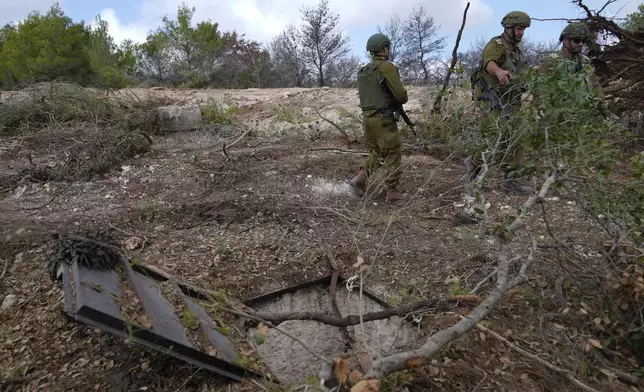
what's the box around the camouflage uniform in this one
[537,23,617,120]
[472,34,525,123]
[466,11,533,195]
[350,33,409,203]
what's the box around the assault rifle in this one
[394,102,417,136]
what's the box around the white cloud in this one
[0,0,62,26]
[94,9,149,45]
[102,0,494,48]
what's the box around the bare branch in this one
[473,321,600,392]
[314,107,357,143]
[245,295,478,328]
[432,2,470,114]
[222,127,252,158]
[362,171,558,379]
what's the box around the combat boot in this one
[349,168,368,196]
[500,170,533,196]
[386,187,408,205]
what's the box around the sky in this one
[1,0,642,59]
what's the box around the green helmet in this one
[366,33,391,53]
[501,11,531,27]
[559,22,590,41]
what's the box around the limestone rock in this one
[157,104,202,133]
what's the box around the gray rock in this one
[157,104,202,133]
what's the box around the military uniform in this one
[466,11,533,195]
[350,33,409,203]
[472,34,525,122]
[537,23,617,120]
[357,55,408,188]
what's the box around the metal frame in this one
[60,258,263,382]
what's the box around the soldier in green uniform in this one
[349,33,409,204]
[466,11,533,195]
[537,22,618,120]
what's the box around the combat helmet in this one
[366,33,391,53]
[501,11,531,27]
[559,22,590,42]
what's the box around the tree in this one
[400,6,447,84]
[298,0,351,87]
[0,3,90,86]
[377,15,405,63]
[623,4,644,32]
[85,16,130,88]
[137,32,173,84]
[325,55,361,87]
[270,25,309,87]
[212,32,272,88]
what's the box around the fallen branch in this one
[246,295,478,328]
[305,148,368,156]
[314,108,358,143]
[0,258,9,284]
[362,171,558,379]
[473,321,600,392]
[470,268,497,294]
[21,183,73,211]
[222,127,252,158]
[593,353,640,386]
[432,2,470,115]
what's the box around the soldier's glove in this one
[393,111,401,122]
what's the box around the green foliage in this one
[181,310,201,330]
[466,56,644,245]
[136,200,162,223]
[448,278,469,296]
[85,16,130,88]
[0,4,90,86]
[201,99,240,125]
[623,4,644,32]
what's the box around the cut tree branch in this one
[222,127,253,158]
[432,2,470,115]
[314,108,358,143]
[245,295,478,328]
[362,171,558,379]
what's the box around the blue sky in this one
[2,0,642,59]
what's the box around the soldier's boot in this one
[386,187,408,205]
[500,170,533,196]
[349,168,368,196]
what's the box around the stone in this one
[1,295,17,312]
[157,105,203,133]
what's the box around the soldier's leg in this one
[351,115,380,195]
[361,115,382,175]
[376,115,406,203]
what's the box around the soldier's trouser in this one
[361,113,402,188]
[472,100,523,175]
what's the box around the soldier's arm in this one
[482,41,505,76]
[378,61,408,104]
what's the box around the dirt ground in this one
[0,86,638,391]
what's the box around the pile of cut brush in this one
[0,82,177,184]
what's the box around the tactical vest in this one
[471,35,525,101]
[357,59,395,112]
